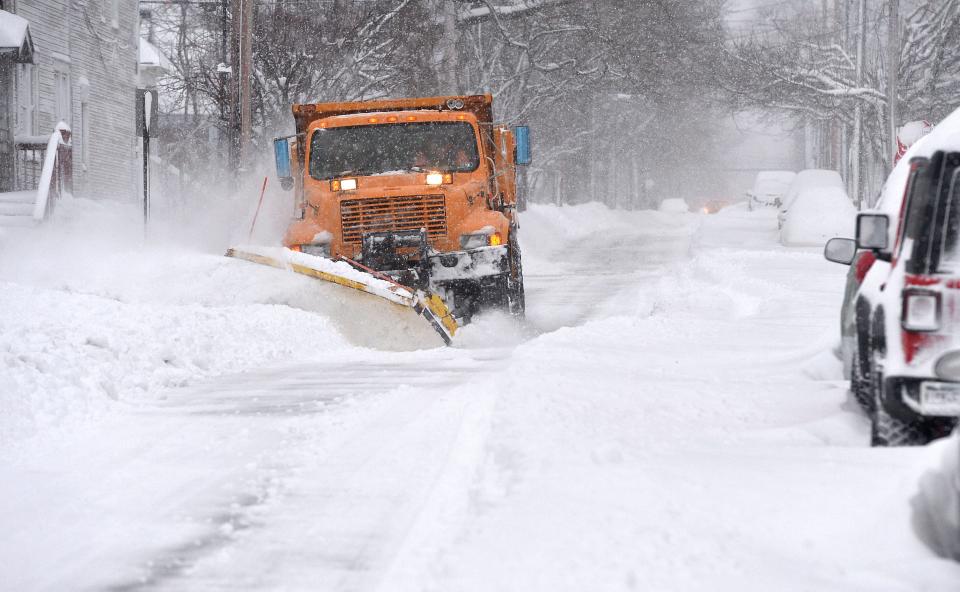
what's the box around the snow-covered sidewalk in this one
[1,200,958,591]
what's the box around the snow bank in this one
[913,432,960,560]
[0,280,346,445]
[751,170,795,196]
[521,201,695,256]
[0,196,443,447]
[658,198,689,213]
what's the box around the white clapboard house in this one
[0,0,152,227]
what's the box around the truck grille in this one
[340,195,447,245]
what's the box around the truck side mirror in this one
[514,125,531,166]
[856,213,889,251]
[274,137,293,191]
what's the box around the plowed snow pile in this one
[0,197,434,446]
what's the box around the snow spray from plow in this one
[225,246,459,345]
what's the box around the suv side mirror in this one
[274,137,293,191]
[856,213,889,250]
[824,238,857,265]
[514,125,531,166]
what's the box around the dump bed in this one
[292,94,494,137]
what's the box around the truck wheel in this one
[507,230,525,318]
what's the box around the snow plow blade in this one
[225,246,458,345]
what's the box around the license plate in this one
[920,382,960,415]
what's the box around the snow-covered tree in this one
[725,0,960,199]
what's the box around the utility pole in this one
[218,0,232,181]
[851,0,866,208]
[438,0,459,93]
[230,0,253,173]
[886,0,899,168]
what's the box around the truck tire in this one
[507,228,525,318]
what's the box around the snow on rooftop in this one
[139,37,173,71]
[0,10,28,49]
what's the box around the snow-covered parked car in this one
[825,150,960,445]
[823,108,960,446]
[778,169,846,229]
[747,170,795,210]
[658,198,689,213]
[779,173,855,246]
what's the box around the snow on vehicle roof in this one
[782,169,845,211]
[782,186,857,246]
[791,169,844,190]
[795,185,849,201]
[751,170,795,195]
[756,170,795,181]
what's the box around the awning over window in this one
[0,10,33,64]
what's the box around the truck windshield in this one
[309,121,480,180]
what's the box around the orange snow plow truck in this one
[233,94,530,344]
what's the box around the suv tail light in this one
[902,289,942,332]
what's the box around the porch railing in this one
[15,124,72,221]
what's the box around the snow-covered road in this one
[2,201,959,591]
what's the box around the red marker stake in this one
[248,176,269,241]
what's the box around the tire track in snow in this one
[105,350,500,592]
[84,351,481,592]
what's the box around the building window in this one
[54,62,71,126]
[16,64,38,137]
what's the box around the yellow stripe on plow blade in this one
[225,248,458,345]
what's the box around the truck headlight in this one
[902,289,941,332]
[459,231,503,250]
[426,173,453,186]
[331,178,357,191]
